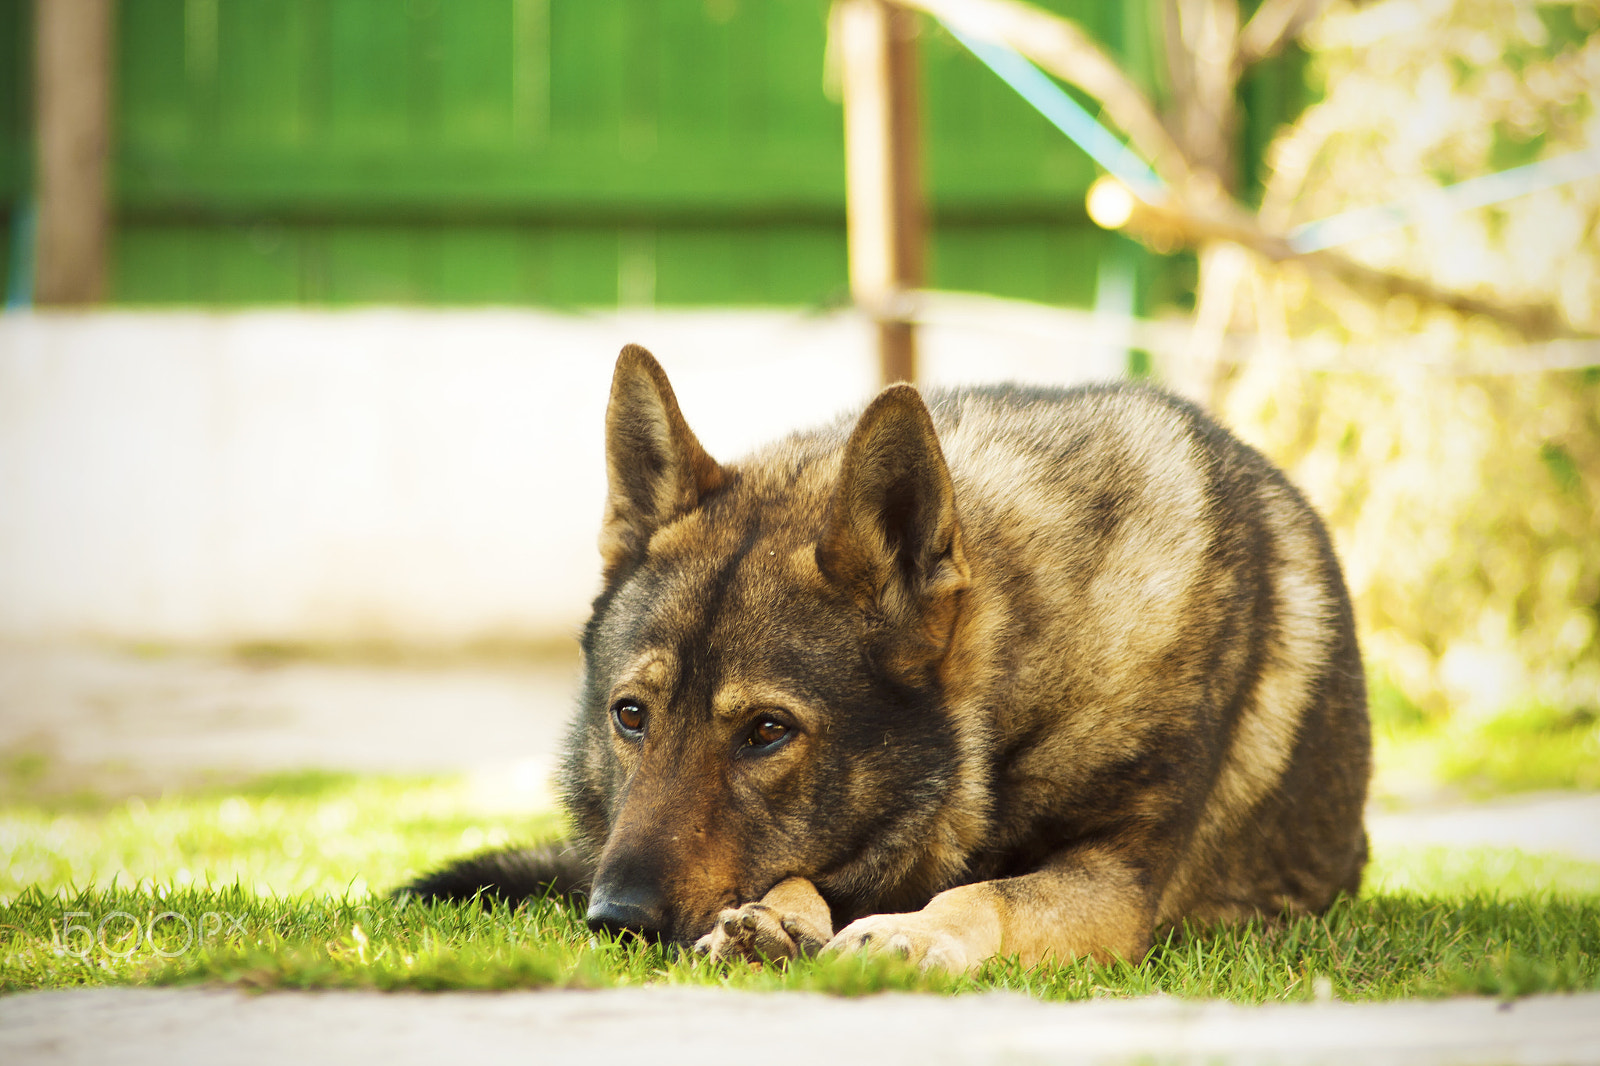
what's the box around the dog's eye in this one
[611,700,646,736]
[745,717,790,750]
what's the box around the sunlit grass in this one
[1368,843,1600,900]
[2,768,1597,999]
[1430,705,1600,794]
[1369,679,1600,801]
[0,770,563,901]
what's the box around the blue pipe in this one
[945,25,1167,203]
[5,198,35,310]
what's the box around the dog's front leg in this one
[825,845,1154,974]
[693,876,834,963]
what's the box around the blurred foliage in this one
[1212,0,1600,728]
[1263,0,1600,327]
[1227,367,1600,723]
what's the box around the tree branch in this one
[884,0,1582,339]
[883,0,1194,185]
[1118,192,1578,339]
[1235,0,1329,74]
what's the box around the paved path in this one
[0,643,579,803]
[3,986,1599,1066]
[1370,790,1600,862]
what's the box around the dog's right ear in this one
[599,345,727,580]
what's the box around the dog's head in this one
[560,345,973,944]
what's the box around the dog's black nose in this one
[585,883,667,940]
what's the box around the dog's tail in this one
[395,840,592,907]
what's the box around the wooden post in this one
[35,0,114,305]
[840,0,925,386]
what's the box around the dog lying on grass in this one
[403,345,1370,972]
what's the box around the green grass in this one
[3,768,1598,1000]
[4,883,1596,1000]
[1367,679,1600,801]
[0,769,562,899]
[1376,706,1600,800]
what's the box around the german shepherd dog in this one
[403,345,1370,972]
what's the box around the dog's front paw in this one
[693,902,803,962]
[825,913,974,973]
[693,876,833,963]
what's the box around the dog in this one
[402,344,1371,973]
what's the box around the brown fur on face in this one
[538,347,1368,968]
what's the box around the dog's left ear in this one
[600,345,727,580]
[817,385,968,653]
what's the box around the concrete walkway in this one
[0,643,579,803]
[3,986,1599,1066]
[1370,790,1600,863]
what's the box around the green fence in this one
[0,0,1296,309]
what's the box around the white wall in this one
[0,305,1126,646]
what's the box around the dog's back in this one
[913,383,1368,928]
